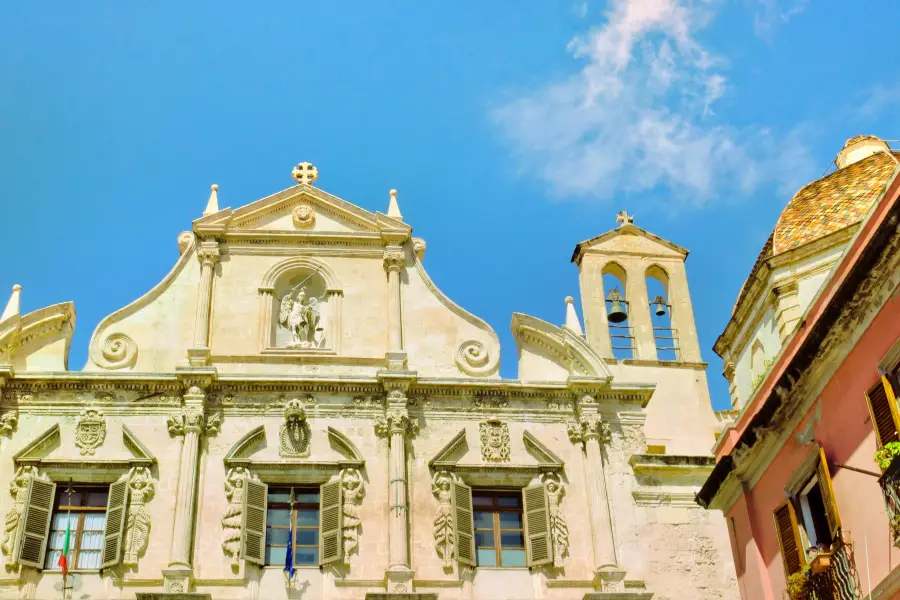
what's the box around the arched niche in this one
[645,264,677,361]
[601,262,632,360]
[258,257,344,354]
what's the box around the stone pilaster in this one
[774,280,801,343]
[625,265,654,360]
[375,375,418,594]
[383,246,407,370]
[188,240,220,367]
[567,394,620,583]
[164,373,218,594]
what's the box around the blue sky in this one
[1,1,897,410]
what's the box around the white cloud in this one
[752,0,808,41]
[857,83,900,120]
[492,0,814,205]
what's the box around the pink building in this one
[698,136,900,599]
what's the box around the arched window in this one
[602,263,633,360]
[646,265,678,361]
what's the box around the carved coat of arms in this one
[280,399,311,457]
[479,419,510,462]
[76,408,106,455]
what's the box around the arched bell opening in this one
[645,265,678,361]
[601,263,633,360]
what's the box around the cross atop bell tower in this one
[616,210,634,226]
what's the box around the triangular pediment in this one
[194,183,409,238]
[572,224,688,264]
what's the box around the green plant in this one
[874,441,900,471]
[752,357,776,391]
[785,566,809,600]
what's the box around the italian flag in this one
[58,517,71,576]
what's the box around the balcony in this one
[878,452,900,542]
[787,531,861,600]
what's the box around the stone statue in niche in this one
[278,284,326,348]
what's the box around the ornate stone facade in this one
[0,163,736,600]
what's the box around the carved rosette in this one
[2,466,40,565]
[542,472,569,568]
[279,399,311,457]
[341,468,364,565]
[292,203,316,228]
[222,467,251,568]
[0,411,17,437]
[431,470,455,567]
[479,420,511,462]
[75,408,106,455]
[383,248,406,272]
[124,467,154,567]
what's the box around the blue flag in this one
[284,490,295,581]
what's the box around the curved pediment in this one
[511,312,612,382]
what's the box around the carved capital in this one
[0,411,17,437]
[167,406,218,437]
[567,414,609,444]
[375,407,417,437]
[197,242,220,268]
[383,247,406,272]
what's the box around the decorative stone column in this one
[188,240,220,367]
[567,395,620,583]
[383,247,407,370]
[163,383,219,594]
[374,384,418,595]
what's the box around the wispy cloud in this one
[492,0,814,205]
[752,0,808,41]
[857,83,900,120]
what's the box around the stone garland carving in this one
[431,471,455,567]
[124,467,154,567]
[479,419,510,462]
[280,399,311,457]
[341,468,364,565]
[542,473,569,568]
[292,204,316,228]
[222,467,252,568]
[278,285,326,348]
[466,397,509,411]
[75,407,106,455]
[2,466,39,566]
[0,411,16,437]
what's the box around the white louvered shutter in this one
[100,479,130,568]
[17,478,57,568]
[523,482,552,567]
[451,480,475,566]
[241,479,267,565]
[319,479,343,565]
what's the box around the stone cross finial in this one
[616,210,633,225]
[292,162,319,185]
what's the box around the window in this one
[45,485,108,570]
[265,487,320,566]
[773,448,841,578]
[472,490,526,567]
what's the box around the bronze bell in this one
[606,289,628,323]
[652,295,667,316]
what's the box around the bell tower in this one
[571,211,703,364]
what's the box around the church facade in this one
[0,163,736,600]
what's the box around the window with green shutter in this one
[471,490,527,567]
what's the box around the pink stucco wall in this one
[727,292,900,598]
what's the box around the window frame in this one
[472,489,527,568]
[45,484,109,571]
[264,486,320,567]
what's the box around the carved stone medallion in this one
[280,399,311,457]
[479,419,510,462]
[75,408,106,455]
[292,203,316,228]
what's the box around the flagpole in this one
[63,480,73,598]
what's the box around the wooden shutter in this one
[16,478,56,568]
[523,482,552,567]
[100,479,130,569]
[319,479,343,565]
[451,480,474,566]
[773,501,805,576]
[240,479,267,565]
[816,447,842,539]
[865,376,900,447]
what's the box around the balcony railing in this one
[792,531,861,600]
[878,452,900,542]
